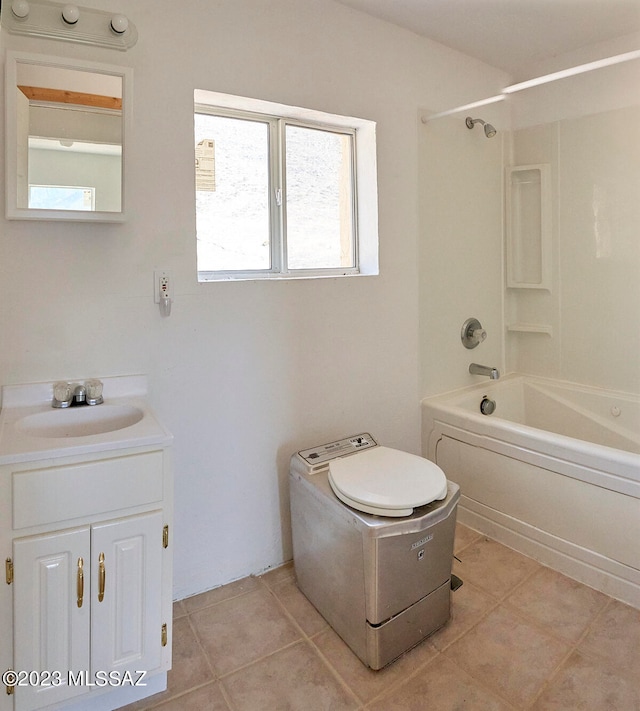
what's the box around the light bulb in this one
[62,4,80,25]
[11,0,30,19]
[110,14,128,34]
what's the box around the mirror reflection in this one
[5,52,130,221]
[16,62,123,213]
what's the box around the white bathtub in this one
[421,374,640,608]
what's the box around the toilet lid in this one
[328,446,448,517]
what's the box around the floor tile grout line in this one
[145,679,226,711]
[452,539,544,606]
[358,650,444,710]
[472,553,624,657]
[431,592,503,653]
[257,570,444,709]
[214,635,364,710]
[136,609,219,709]
[522,595,632,711]
[179,581,260,616]
[438,579,635,711]
[177,581,309,703]
[216,637,307,680]
[255,570,319,641]
[438,551,540,645]
[260,567,495,709]
[565,596,640,685]
[583,593,614,629]
[573,638,640,684]
[363,649,520,711]
[185,611,218,679]
[498,596,603,650]
[438,591,576,710]
[141,614,220,709]
[523,634,584,709]
[300,634,369,709]
[448,653,522,711]
[364,652,456,708]
[452,530,484,557]
[439,641,547,711]
[216,679,237,711]
[255,573,364,708]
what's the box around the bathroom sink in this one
[16,404,144,438]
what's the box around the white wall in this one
[505,51,640,393]
[418,104,507,397]
[507,105,640,393]
[0,0,507,598]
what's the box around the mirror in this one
[5,51,132,222]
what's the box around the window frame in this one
[194,101,367,282]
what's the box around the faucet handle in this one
[461,318,487,349]
[85,379,104,405]
[52,381,72,408]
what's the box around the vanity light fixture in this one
[0,0,138,50]
[11,0,30,18]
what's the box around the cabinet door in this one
[13,527,91,711]
[91,511,163,677]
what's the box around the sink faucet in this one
[469,363,500,380]
[71,383,87,406]
[51,380,103,408]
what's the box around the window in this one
[28,185,95,211]
[194,92,378,281]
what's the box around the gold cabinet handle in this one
[77,557,84,608]
[98,552,105,602]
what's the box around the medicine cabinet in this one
[505,164,551,290]
[4,51,132,222]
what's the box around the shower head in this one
[465,116,497,138]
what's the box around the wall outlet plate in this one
[154,269,172,304]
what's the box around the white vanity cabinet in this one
[13,511,163,711]
[1,444,173,711]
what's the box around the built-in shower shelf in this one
[506,164,552,290]
[507,323,553,335]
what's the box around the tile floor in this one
[122,524,640,710]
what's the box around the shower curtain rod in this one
[421,48,640,124]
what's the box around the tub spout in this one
[469,363,500,380]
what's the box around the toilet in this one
[289,433,459,669]
[327,445,448,517]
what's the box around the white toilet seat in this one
[328,446,448,517]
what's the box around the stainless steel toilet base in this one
[290,448,459,670]
[364,580,451,669]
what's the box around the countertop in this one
[0,376,172,465]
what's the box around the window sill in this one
[197,269,381,283]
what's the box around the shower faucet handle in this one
[472,327,487,343]
[461,318,487,349]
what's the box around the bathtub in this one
[421,374,640,608]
